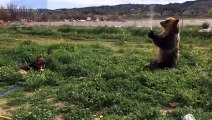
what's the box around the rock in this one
[184,114,196,120]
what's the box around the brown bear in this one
[144,17,180,70]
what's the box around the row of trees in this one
[0,4,85,22]
[0,4,36,21]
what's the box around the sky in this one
[0,0,195,9]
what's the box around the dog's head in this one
[17,55,46,76]
[29,55,46,71]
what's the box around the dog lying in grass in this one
[17,56,46,76]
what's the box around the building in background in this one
[0,20,5,24]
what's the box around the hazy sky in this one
[0,0,195,9]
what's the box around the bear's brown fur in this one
[145,17,180,70]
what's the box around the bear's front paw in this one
[148,30,155,38]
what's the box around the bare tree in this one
[6,3,18,21]
[0,6,10,21]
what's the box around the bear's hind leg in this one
[144,60,174,70]
[157,61,177,69]
[143,60,159,71]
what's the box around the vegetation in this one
[0,25,211,120]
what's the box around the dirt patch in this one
[0,108,7,116]
[25,92,35,97]
[0,98,8,115]
[55,101,65,109]
[0,102,31,116]
[46,98,55,103]
[54,102,66,120]
[55,114,65,120]
[6,106,21,112]
[160,102,180,115]
[0,98,8,106]
[0,106,20,116]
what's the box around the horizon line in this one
[0,0,196,10]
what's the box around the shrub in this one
[58,27,75,33]
[17,27,61,38]
[0,66,23,85]
[6,41,45,64]
[13,104,55,120]
[58,106,91,120]
[24,72,46,91]
[43,70,61,86]
[9,25,18,31]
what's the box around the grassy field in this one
[0,25,211,120]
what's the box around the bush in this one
[13,104,55,120]
[0,66,23,85]
[58,106,91,120]
[17,27,61,38]
[58,27,75,33]
[24,72,46,91]
[202,22,210,29]
[9,42,45,63]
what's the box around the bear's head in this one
[160,17,180,34]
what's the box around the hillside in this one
[0,0,212,22]
[52,0,212,20]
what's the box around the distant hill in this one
[1,0,211,22]
[35,0,212,21]
[62,0,212,19]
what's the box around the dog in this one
[17,55,46,76]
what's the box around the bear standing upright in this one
[145,17,180,70]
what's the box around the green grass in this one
[0,25,211,120]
